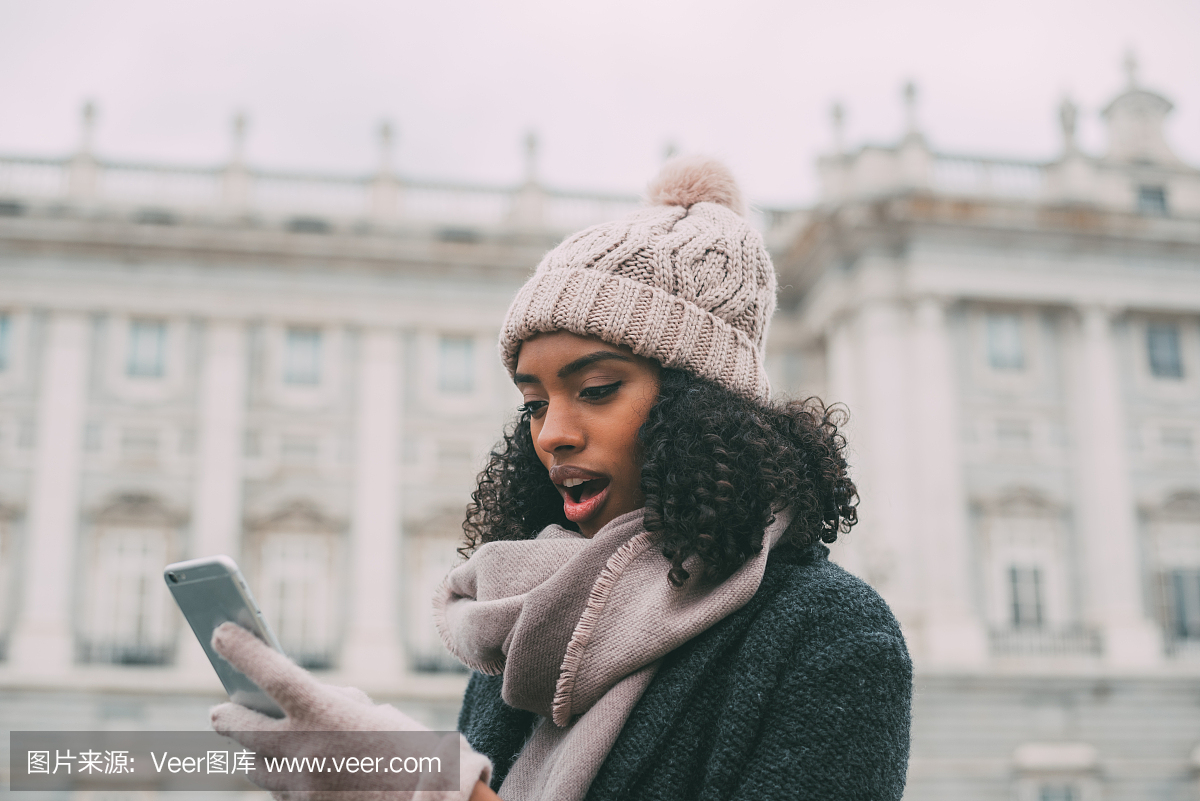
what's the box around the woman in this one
[211,157,912,800]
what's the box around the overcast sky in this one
[1,0,1197,206]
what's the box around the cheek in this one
[614,410,647,480]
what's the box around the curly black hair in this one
[462,367,858,586]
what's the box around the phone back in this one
[164,555,287,719]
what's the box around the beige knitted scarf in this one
[432,507,790,801]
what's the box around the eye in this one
[580,381,621,400]
[517,400,547,415]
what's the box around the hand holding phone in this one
[207,623,494,799]
[164,555,286,719]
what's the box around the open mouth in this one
[561,477,608,504]
[552,471,612,524]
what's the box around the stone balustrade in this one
[0,152,645,234]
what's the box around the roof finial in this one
[523,130,539,185]
[1123,50,1139,89]
[79,100,97,156]
[69,100,99,199]
[830,101,846,154]
[902,81,919,138]
[1059,96,1078,154]
[230,111,248,165]
[377,120,395,175]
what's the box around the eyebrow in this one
[513,350,633,385]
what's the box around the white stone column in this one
[8,311,90,672]
[1070,306,1161,667]
[192,320,248,557]
[341,327,405,681]
[824,316,867,578]
[911,298,987,667]
[854,300,919,625]
[182,319,248,672]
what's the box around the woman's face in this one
[514,331,661,538]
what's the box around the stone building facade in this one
[1,67,1198,799]
[772,70,1200,800]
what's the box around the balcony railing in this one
[77,640,174,666]
[989,625,1103,657]
[931,155,1046,199]
[0,154,644,234]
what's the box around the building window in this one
[80,525,174,665]
[257,531,339,669]
[127,319,166,378]
[439,335,474,394]
[1009,565,1044,629]
[284,328,322,385]
[1137,185,1168,217]
[1038,785,1079,801]
[986,312,1024,371]
[0,313,10,371]
[1147,323,1183,379]
[1164,568,1200,642]
[407,518,471,673]
[1147,502,1200,655]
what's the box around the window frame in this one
[414,330,496,417]
[1164,568,1200,641]
[263,323,344,409]
[968,306,1043,397]
[126,318,168,379]
[283,326,323,386]
[437,334,476,395]
[977,491,1077,636]
[105,315,188,401]
[0,310,30,392]
[1009,565,1046,629]
[0,313,10,372]
[1136,184,1168,217]
[986,311,1026,372]
[77,496,181,666]
[245,503,346,671]
[1146,321,1184,380]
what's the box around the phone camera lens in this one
[167,572,180,583]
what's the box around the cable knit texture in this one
[499,155,777,400]
[458,544,913,801]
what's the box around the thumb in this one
[210,701,285,736]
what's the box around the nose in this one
[535,400,585,454]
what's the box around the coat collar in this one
[584,554,800,799]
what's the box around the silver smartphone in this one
[164,554,287,719]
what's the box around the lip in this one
[549,464,607,484]
[548,464,612,524]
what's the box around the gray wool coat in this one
[458,541,913,801]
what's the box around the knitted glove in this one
[208,622,491,800]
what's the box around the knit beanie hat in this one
[499,156,778,400]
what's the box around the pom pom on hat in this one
[501,154,775,399]
[645,155,746,217]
